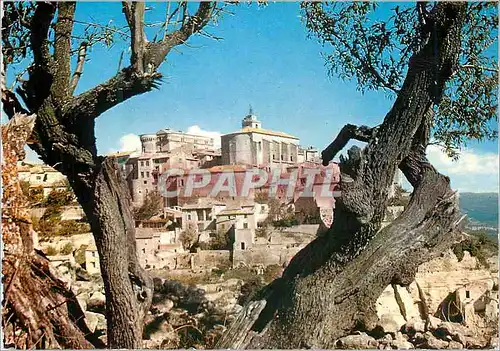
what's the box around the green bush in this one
[45,188,74,207]
[60,242,74,255]
[45,245,58,256]
[453,230,498,268]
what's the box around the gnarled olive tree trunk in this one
[2,2,216,348]
[218,3,466,348]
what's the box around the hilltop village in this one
[22,109,402,273]
[16,110,498,349]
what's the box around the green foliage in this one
[301,2,498,154]
[208,229,231,250]
[179,226,199,251]
[133,191,163,220]
[452,229,498,268]
[44,188,74,207]
[27,186,44,204]
[45,245,58,256]
[74,244,88,265]
[273,217,300,228]
[56,220,91,236]
[60,242,74,255]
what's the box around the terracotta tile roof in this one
[207,165,248,173]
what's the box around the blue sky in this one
[9,2,499,192]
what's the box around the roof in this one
[224,127,299,140]
[107,151,134,157]
[207,165,248,173]
[86,243,98,251]
[217,208,254,216]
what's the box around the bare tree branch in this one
[128,2,147,72]
[69,41,88,95]
[321,124,379,166]
[459,64,498,74]
[64,69,162,120]
[30,3,55,71]
[52,2,76,102]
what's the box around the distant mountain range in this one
[459,192,498,235]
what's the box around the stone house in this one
[18,162,68,198]
[216,207,257,251]
[85,243,100,275]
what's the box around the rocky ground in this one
[48,248,498,349]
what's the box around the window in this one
[142,248,146,254]
[144,181,147,185]
[261,205,265,212]
[243,222,248,229]
[92,251,96,257]
[146,161,150,166]
[281,155,284,161]
[141,172,144,178]
[36,176,42,180]
[180,179,184,186]
[141,161,144,167]
[272,154,276,160]
[466,291,470,299]
[244,214,247,219]
[290,156,293,161]
[91,262,96,268]
[187,214,192,220]
[241,242,246,250]
[146,171,150,177]
[221,224,225,230]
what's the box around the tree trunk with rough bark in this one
[2,2,217,347]
[1,113,103,349]
[217,3,467,348]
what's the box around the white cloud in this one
[108,133,141,156]
[186,125,222,148]
[426,145,499,193]
[119,133,142,153]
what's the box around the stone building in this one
[18,161,68,198]
[84,243,100,275]
[297,146,320,163]
[216,206,257,251]
[140,128,215,153]
[221,110,300,168]
[114,128,221,206]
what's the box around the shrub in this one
[45,188,74,207]
[208,229,230,250]
[45,245,58,256]
[179,227,199,251]
[56,220,90,236]
[60,242,73,255]
[452,230,498,267]
[133,191,163,220]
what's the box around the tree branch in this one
[125,2,147,72]
[30,3,55,72]
[63,68,161,120]
[2,87,30,118]
[52,2,76,102]
[145,1,216,70]
[321,124,379,166]
[69,41,88,95]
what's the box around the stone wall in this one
[232,244,304,268]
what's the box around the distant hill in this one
[459,192,498,234]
